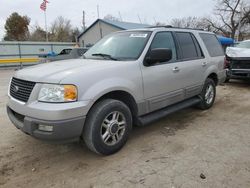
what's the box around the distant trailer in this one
[0,41,75,67]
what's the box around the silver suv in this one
[7,27,226,155]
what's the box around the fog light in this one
[38,124,53,132]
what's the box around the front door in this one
[141,31,185,112]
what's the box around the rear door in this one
[174,32,206,99]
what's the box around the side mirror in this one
[145,48,172,65]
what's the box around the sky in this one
[0,0,216,40]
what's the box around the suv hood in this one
[226,47,250,59]
[14,59,120,83]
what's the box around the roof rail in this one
[148,25,205,31]
[148,25,173,28]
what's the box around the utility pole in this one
[97,5,102,39]
[97,5,100,19]
[82,10,86,31]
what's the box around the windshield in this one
[235,41,250,49]
[84,31,151,60]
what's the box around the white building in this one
[78,19,150,47]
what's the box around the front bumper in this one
[7,80,93,142]
[7,106,85,142]
[227,69,250,79]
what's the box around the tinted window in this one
[176,32,199,59]
[59,49,72,55]
[150,32,177,61]
[191,35,204,57]
[200,33,224,57]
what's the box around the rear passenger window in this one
[176,32,201,60]
[150,32,177,61]
[199,33,224,57]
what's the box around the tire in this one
[225,77,230,83]
[82,99,132,155]
[197,78,216,110]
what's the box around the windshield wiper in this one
[92,53,117,61]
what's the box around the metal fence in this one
[0,41,76,67]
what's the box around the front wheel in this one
[197,78,216,110]
[82,99,132,155]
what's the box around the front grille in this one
[231,60,250,69]
[10,77,36,103]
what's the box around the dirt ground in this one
[0,69,250,188]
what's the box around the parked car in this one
[225,40,250,81]
[40,47,88,63]
[7,27,226,155]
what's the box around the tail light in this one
[224,56,230,69]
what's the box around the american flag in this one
[40,0,49,11]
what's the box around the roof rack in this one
[148,25,173,28]
[148,25,204,31]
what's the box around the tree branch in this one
[205,18,228,35]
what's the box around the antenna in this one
[97,5,100,19]
[153,17,157,25]
[137,14,142,24]
[118,11,123,21]
[82,11,86,31]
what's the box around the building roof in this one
[78,19,151,39]
[103,19,151,30]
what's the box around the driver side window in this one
[150,32,177,62]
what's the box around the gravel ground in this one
[0,69,250,188]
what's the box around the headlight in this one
[38,84,77,103]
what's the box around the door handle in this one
[202,62,208,67]
[173,67,180,72]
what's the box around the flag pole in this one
[44,9,48,42]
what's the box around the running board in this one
[137,97,201,126]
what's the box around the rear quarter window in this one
[199,33,224,57]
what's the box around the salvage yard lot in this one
[0,69,250,188]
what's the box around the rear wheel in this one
[82,99,132,155]
[225,77,230,83]
[197,78,216,110]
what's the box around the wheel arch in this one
[207,72,219,86]
[89,90,139,121]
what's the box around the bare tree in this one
[50,16,72,42]
[170,17,214,31]
[154,22,167,26]
[71,27,80,43]
[206,0,250,39]
[29,25,47,41]
[171,17,199,28]
[103,14,120,21]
